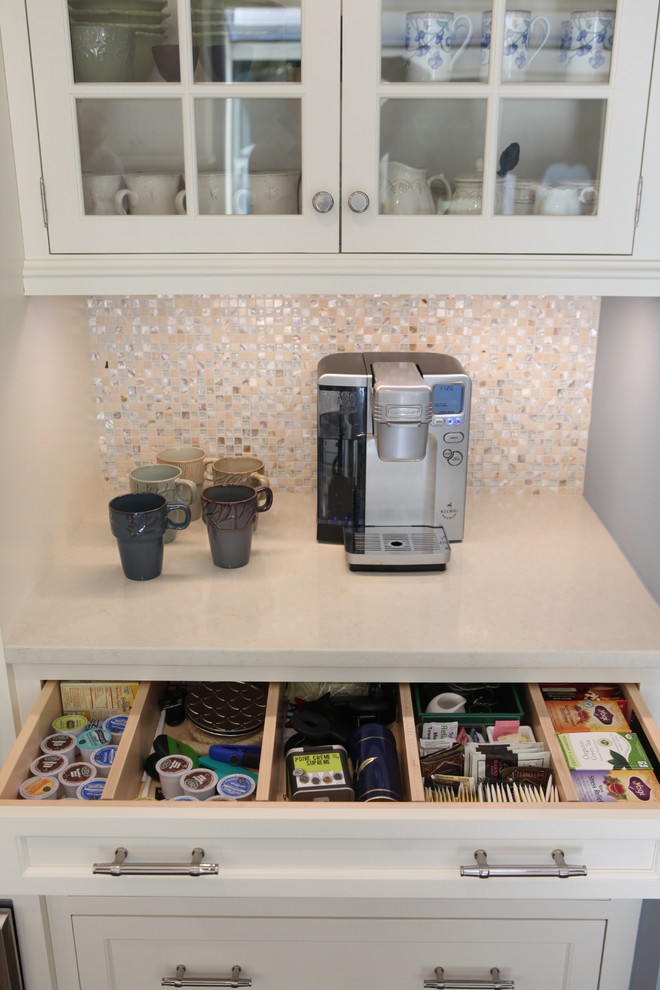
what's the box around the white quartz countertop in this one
[6,492,660,680]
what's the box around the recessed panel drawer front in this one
[0,680,659,898]
[70,915,606,990]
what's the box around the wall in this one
[0,32,96,641]
[584,297,660,603]
[88,293,599,495]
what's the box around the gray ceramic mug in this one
[201,483,273,568]
[129,465,196,543]
[109,492,191,581]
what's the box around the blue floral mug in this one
[481,9,550,82]
[566,9,615,80]
[405,11,473,82]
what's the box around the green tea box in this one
[557,732,653,771]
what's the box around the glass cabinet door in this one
[27,0,340,253]
[342,0,657,255]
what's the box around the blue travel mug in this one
[349,724,403,802]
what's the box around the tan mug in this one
[157,446,208,520]
[129,464,197,543]
[205,455,269,529]
[205,455,268,487]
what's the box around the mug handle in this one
[527,16,551,66]
[174,478,197,505]
[203,456,217,482]
[449,15,474,67]
[232,188,250,215]
[251,473,270,508]
[579,185,598,215]
[115,188,137,216]
[579,185,598,205]
[175,189,187,215]
[428,173,452,215]
[253,486,273,513]
[165,503,192,531]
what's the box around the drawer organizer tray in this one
[1,680,660,809]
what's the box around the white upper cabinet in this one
[4,0,660,289]
[25,0,341,254]
[342,0,656,255]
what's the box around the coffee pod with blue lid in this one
[77,779,106,800]
[103,715,128,745]
[90,745,118,778]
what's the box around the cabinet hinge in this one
[39,177,48,227]
[634,175,643,228]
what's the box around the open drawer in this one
[0,679,659,900]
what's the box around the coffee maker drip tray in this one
[343,525,451,572]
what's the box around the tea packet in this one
[545,697,630,733]
[558,731,652,771]
[571,769,660,802]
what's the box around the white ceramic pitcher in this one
[533,184,598,216]
[380,161,452,215]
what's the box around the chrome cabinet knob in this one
[312,191,335,213]
[348,190,370,213]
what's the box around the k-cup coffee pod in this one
[156,754,194,799]
[216,773,256,801]
[169,795,199,801]
[58,761,97,798]
[52,714,89,737]
[180,767,218,800]
[40,732,77,765]
[103,714,128,744]
[77,728,113,760]
[77,779,106,800]
[90,745,118,778]
[30,753,68,778]
[19,775,60,800]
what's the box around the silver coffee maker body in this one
[316,352,471,570]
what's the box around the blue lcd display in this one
[433,383,464,415]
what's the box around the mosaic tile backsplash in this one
[89,294,599,495]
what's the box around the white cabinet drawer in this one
[0,680,659,899]
[69,914,605,990]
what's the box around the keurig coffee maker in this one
[317,352,471,571]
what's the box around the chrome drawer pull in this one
[460,848,587,879]
[424,967,514,990]
[93,847,219,877]
[162,964,251,988]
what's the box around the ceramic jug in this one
[532,184,598,215]
[380,161,451,215]
[447,160,484,215]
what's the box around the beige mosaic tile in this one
[88,294,599,495]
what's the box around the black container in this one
[349,723,403,802]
